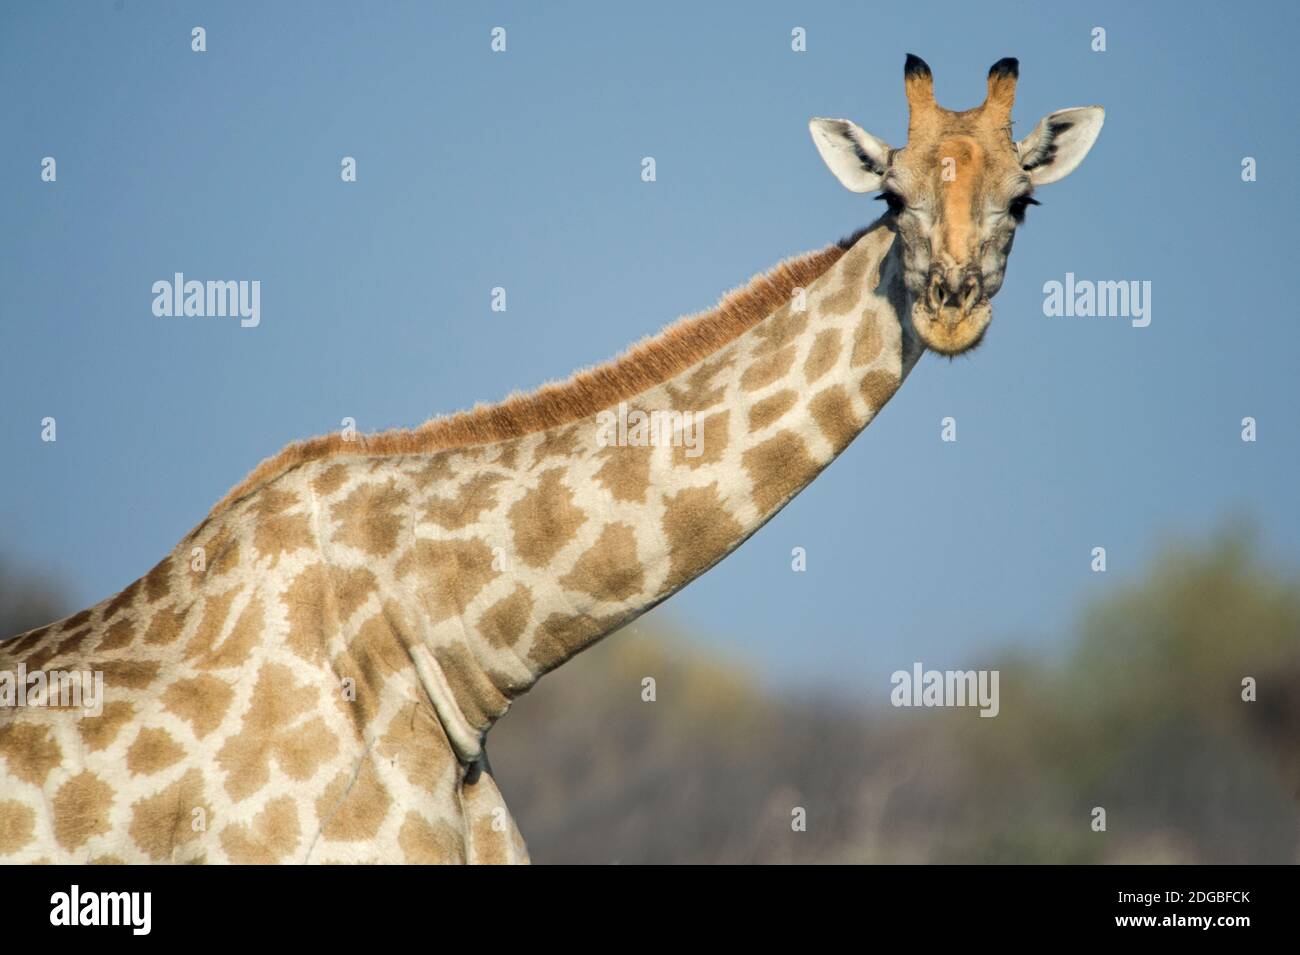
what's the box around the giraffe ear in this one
[809,118,891,193]
[1016,106,1104,186]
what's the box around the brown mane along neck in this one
[207,240,852,520]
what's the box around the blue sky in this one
[2,1,1296,693]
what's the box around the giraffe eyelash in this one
[876,190,906,214]
[1008,195,1040,222]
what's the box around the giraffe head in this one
[810,54,1104,355]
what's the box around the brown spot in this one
[476,585,534,649]
[412,454,455,486]
[62,608,94,632]
[433,643,510,728]
[559,524,644,603]
[672,410,728,469]
[333,604,418,732]
[471,814,509,865]
[199,526,242,577]
[493,440,521,471]
[143,556,173,603]
[740,343,796,392]
[508,467,587,568]
[742,430,821,515]
[220,795,302,864]
[809,384,860,454]
[333,566,380,618]
[162,675,234,739]
[849,312,883,367]
[252,487,315,563]
[102,578,142,621]
[54,627,94,657]
[421,472,507,530]
[660,483,744,593]
[216,662,339,799]
[395,538,499,625]
[128,767,211,862]
[196,594,263,670]
[0,723,62,786]
[282,564,332,666]
[52,771,114,852]
[311,462,350,498]
[593,442,653,504]
[859,369,900,410]
[331,480,409,557]
[664,353,734,412]
[804,328,842,382]
[90,660,161,690]
[750,301,810,354]
[748,389,798,431]
[143,606,188,646]
[399,812,464,864]
[2,625,51,657]
[183,586,239,662]
[126,727,185,775]
[530,425,582,466]
[0,801,35,853]
[79,701,135,752]
[820,242,874,315]
[527,612,620,674]
[316,758,392,842]
[377,703,456,792]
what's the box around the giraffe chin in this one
[910,300,993,356]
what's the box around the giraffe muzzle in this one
[912,268,993,355]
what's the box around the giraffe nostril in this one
[926,272,945,309]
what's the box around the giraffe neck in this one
[363,220,922,754]
[162,221,920,764]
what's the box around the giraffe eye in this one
[1008,195,1040,223]
[877,190,907,214]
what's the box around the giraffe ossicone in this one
[0,56,1101,864]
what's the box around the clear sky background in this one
[2,1,1296,694]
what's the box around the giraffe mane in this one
[206,240,850,520]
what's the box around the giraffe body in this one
[0,55,1103,863]
[0,224,916,863]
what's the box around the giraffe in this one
[0,56,1101,863]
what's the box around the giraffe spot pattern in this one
[476,584,535,648]
[748,389,798,431]
[507,467,587,568]
[128,767,210,862]
[803,328,842,382]
[422,472,508,529]
[395,538,499,625]
[52,770,114,852]
[399,811,464,864]
[219,795,301,864]
[559,523,644,603]
[331,480,410,557]
[592,442,653,504]
[79,701,136,752]
[740,343,797,392]
[659,483,745,593]
[0,800,35,854]
[316,757,392,842]
[0,722,63,786]
[161,675,234,739]
[742,430,821,515]
[808,384,860,454]
[216,662,338,800]
[672,410,729,469]
[860,369,900,410]
[126,727,186,776]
